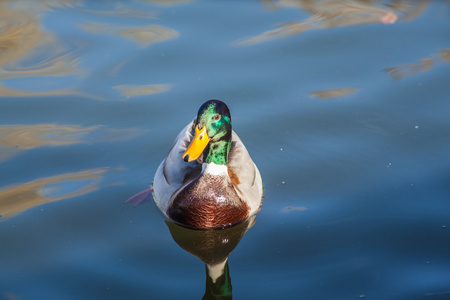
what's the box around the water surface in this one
[1,1,449,299]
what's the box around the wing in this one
[228,131,263,216]
[153,118,202,213]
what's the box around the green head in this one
[183,100,232,165]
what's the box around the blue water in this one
[0,1,449,299]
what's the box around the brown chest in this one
[167,174,249,228]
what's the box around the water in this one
[0,1,449,299]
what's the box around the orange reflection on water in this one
[0,123,144,162]
[0,168,109,220]
[138,0,197,6]
[385,48,450,80]
[0,1,177,99]
[0,2,82,97]
[2,291,21,300]
[81,22,179,48]
[310,87,358,99]
[281,206,307,213]
[235,0,432,45]
[0,124,143,149]
[78,3,156,18]
[113,84,172,99]
[0,123,94,162]
[118,25,179,47]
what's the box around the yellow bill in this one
[182,125,210,162]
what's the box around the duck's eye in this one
[214,114,220,121]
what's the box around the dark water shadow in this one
[166,216,256,300]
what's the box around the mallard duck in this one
[153,99,263,228]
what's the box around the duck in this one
[153,99,263,228]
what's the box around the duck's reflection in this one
[166,216,256,300]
